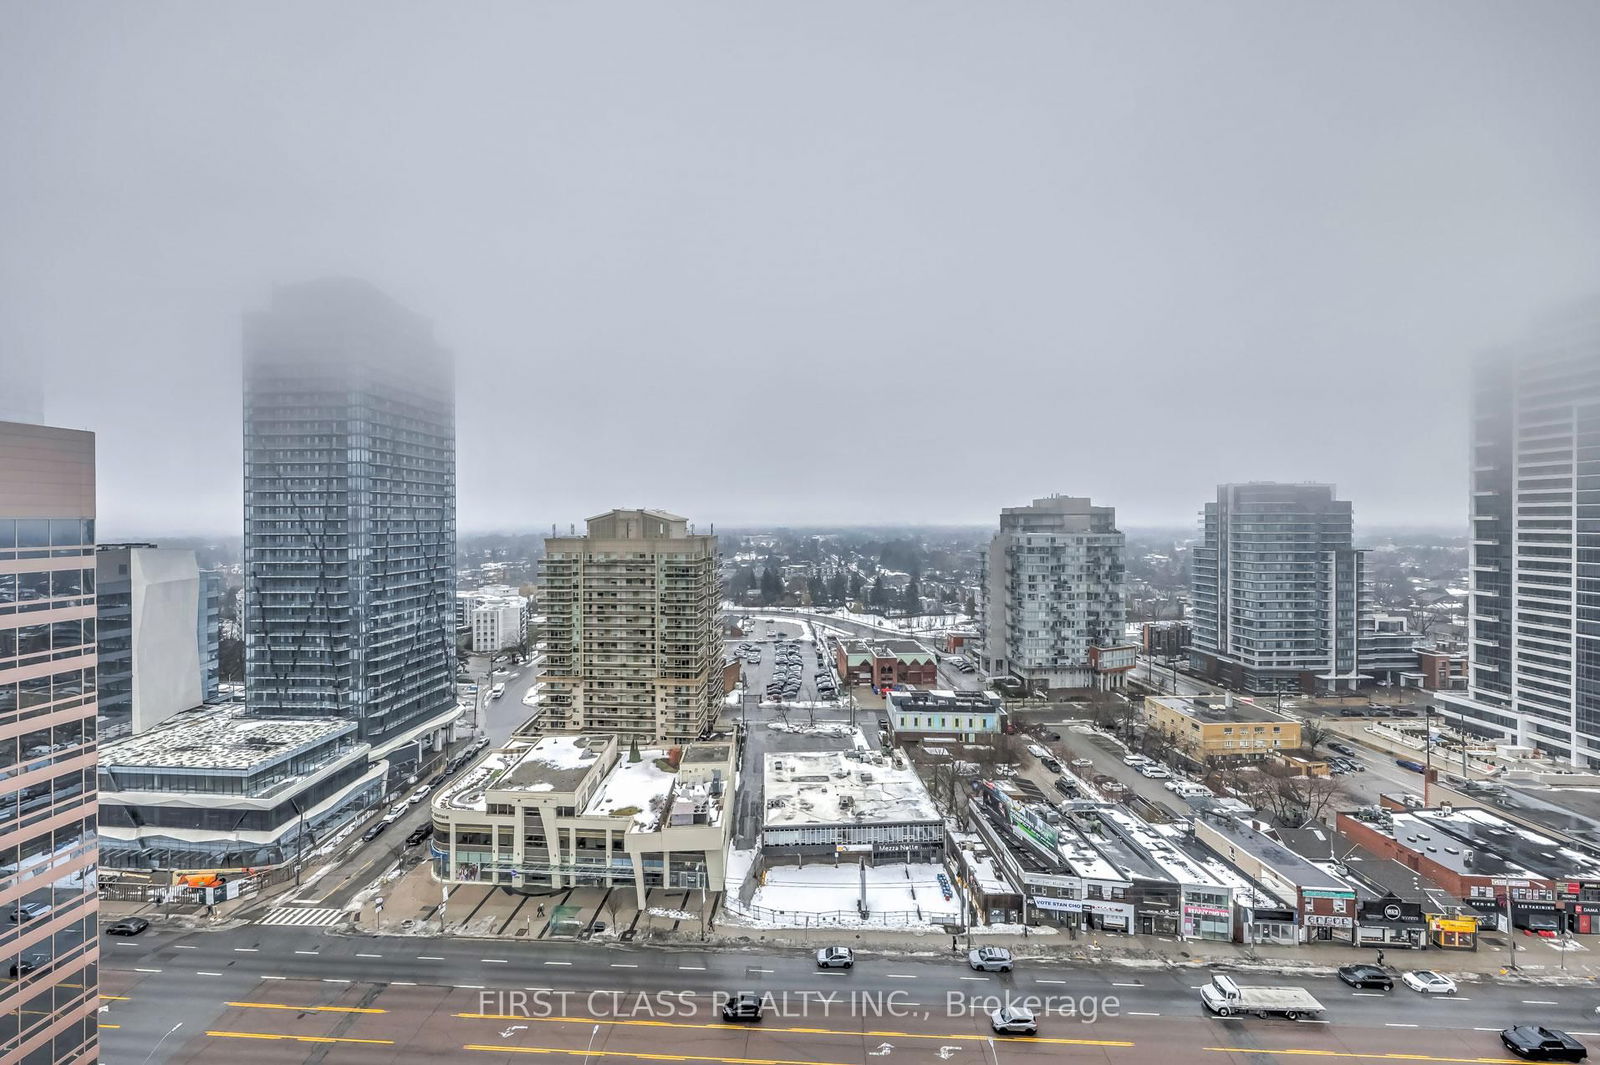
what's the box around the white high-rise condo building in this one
[536,510,721,742]
[1189,483,1366,695]
[978,495,1127,691]
[1441,311,1600,766]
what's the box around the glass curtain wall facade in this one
[243,280,457,746]
[1442,314,1600,766]
[0,421,100,1064]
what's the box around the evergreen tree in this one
[849,572,864,602]
[869,574,889,610]
[759,565,783,605]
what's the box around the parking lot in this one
[730,617,842,705]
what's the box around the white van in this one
[1026,744,1051,760]
[490,683,506,699]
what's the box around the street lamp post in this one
[142,1022,183,1064]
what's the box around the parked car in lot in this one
[816,946,854,968]
[1336,964,1392,990]
[1501,1026,1588,1061]
[105,917,151,937]
[1402,969,1457,994]
[1122,754,1151,767]
[968,946,1014,972]
[1139,765,1171,779]
[721,992,764,1022]
[990,1005,1038,1035]
[1070,758,1092,768]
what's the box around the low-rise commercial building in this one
[1195,816,1358,944]
[431,734,733,907]
[98,705,382,874]
[835,638,938,689]
[885,688,1004,744]
[1143,693,1303,763]
[761,750,943,864]
[471,596,526,653]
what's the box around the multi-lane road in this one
[101,922,1600,1064]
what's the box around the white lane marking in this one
[483,959,509,964]
[197,971,223,977]
[174,944,197,950]
[1037,980,1067,985]
[135,967,162,973]
[1127,1011,1160,1017]
[1112,982,1142,987]
[322,978,351,984]
[394,981,417,986]
[233,947,259,953]
[820,971,848,976]
[611,964,638,969]
[679,965,705,971]
[356,953,383,959]
[456,984,485,989]
[885,975,916,980]
[294,950,319,956]
[1296,1019,1330,1024]
[544,961,572,967]
[1352,992,1385,997]
[1523,1000,1559,1005]
[749,968,774,974]
[960,976,988,981]
[1387,1023,1419,1028]
[262,975,285,980]
[418,956,445,961]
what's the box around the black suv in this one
[721,992,763,1022]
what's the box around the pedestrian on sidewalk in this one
[1376,948,1386,968]
[537,902,546,918]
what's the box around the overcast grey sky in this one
[3,2,1598,536]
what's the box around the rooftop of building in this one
[1145,693,1296,726]
[838,637,936,662]
[762,750,940,828]
[680,742,732,766]
[1333,836,1474,912]
[581,750,683,831]
[100,704,358,772]
[1100,807,1233,889]
[886,688,1002,710]
[437,735,612,811]
[1198,815,1355,892]
[1392,805,1600,880]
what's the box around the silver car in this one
[967,946,1013,972]
[990,1005,1037,1034]
[815,946,855,969]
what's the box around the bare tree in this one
[1301,717,1332,753]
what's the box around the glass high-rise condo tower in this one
[243,280,457,752]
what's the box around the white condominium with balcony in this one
[978,495,1126,691]
[536,509,721,743]
[1441,310,1600,766]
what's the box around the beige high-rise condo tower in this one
[536,509,721,743]
[0,420,100,1064]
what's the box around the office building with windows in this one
[0,420,100,1064]
[243,280,460,778]
[536,509,721,743]
[978,495,1127,691]
[95,544,221,740]
[1441,317,1600,766]
[1189,482,1366,694]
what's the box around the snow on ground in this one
[726,860,960,928]
[583,750,676,830]
[521,683,544,708]
[764,720,855,737]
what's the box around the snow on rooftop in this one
[763,750,939,829]
[101,705,355,770]
[583,751,677,831]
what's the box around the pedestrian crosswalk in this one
[256,906,347,927]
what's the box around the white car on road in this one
[815,946,855,969]
[1122,754,1151,767]
[967,947,1014,972]
[1139,765,1171,779]
[990,1005,1037,1034]
[1401,970,1457,994]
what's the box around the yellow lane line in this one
[464,1046,904,1065]
[225,1000,387,1014]
[100,1024,121,1030]
[1205,1047,1521,1064]
[207,1030,395,1046]
[455,1013,1133,1048]
[101,994,131,1001]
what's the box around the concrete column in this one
[630,849,647,911]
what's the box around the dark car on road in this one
[1336,964,1392,990]
[405,824,434,847]
[105,917,150,937]
[1501,1026,1588,1061]
[362,821,388,842]
[721,992,764,1022]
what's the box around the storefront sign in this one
[1304,914,1353,928]
[1032,896,1134,919]
[1184,903,1232,917]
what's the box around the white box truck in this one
[1199,974,1324,1019]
